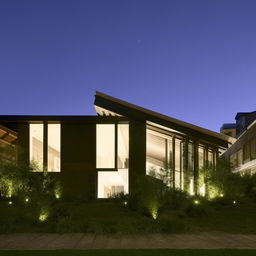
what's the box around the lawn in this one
[1,250,256,256]
[187,201,256,233]
[2,198,256,234]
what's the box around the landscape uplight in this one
[39,208,49,222]
[194,200,200,205]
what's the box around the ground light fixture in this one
[123,201,127,205]
[25,197,29,203]
[8,201,13,205]
[233,200,237,204]
[194,200,200,205]
[39,213,48,222]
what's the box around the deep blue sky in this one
[1,0,256,132]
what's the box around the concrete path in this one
[1,233,256,250]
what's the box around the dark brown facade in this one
[0,92,235,199]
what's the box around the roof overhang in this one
[94,91,236,148]
[0,124,17,145]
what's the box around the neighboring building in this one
[236,111,256,138]
[220,123,236,138]
[0,91,235,199]
[223,112,256,175]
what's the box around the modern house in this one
[0,91,235,199]
[222,112,256,175]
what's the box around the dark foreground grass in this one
[1,250,256,256]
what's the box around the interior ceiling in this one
[0,125,17,145]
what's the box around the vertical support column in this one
[43,122,48,171]
[165,138,168,170]
[129,120,146,197]
[180,141,183,189]
[172,137,176,188]
[205,146,208,168]
[213,147,218,172]
[115,123,118,169]
[193,140,199,195]
[183,138,189,192]
[17,122,29,166]
[205,146,208,197]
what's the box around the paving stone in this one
[105,235,122,249]
[1,232,256,250]
[149,234,171,248]
[119,235,138,249]
[74,234,95,249]
[44,233,84,250]
[0,233,43,250]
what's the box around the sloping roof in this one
[94,91,236,148]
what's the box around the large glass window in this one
[208,149,213,169]
[96,123,129,198]
[29,124,44,171]
[118,124,129,168]
[146,131,166,178]
[30,123,61,172]
[96,124,115,168]
[198,145,205,196]
[199,146,204,170]
[188,142,194,195]
[98,169,128,198]
[48,124,61,172]
[175,139,181,189]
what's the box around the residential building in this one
[223,112,256,175]
[0,92,235,199]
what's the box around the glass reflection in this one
[29,124,44,171]
[118,124,129,168]
[146,131,166,177]
[98,169,128,198]
[96,124,115,168]
[48,124,61,172]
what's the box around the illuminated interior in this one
[47,124,61,172]
[96,124,115,168]
[146,130,167,178]
[188,142,194,194]
[146,128,184,189]
[199,146,204,170]
[98,169,128,198]
[175,138,183,189]
[117,124,129,168]
[29,123,44,171]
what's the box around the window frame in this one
[29,121,61,172]
[96,121,129,171]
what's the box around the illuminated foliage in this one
[149,200,159,219]
[54,181,62,199]
[39,207,49,222]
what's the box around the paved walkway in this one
[1,233,256,250]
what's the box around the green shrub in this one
[162,189,190,211]
[155,216,190,233]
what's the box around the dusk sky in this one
[1,0,256,132]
